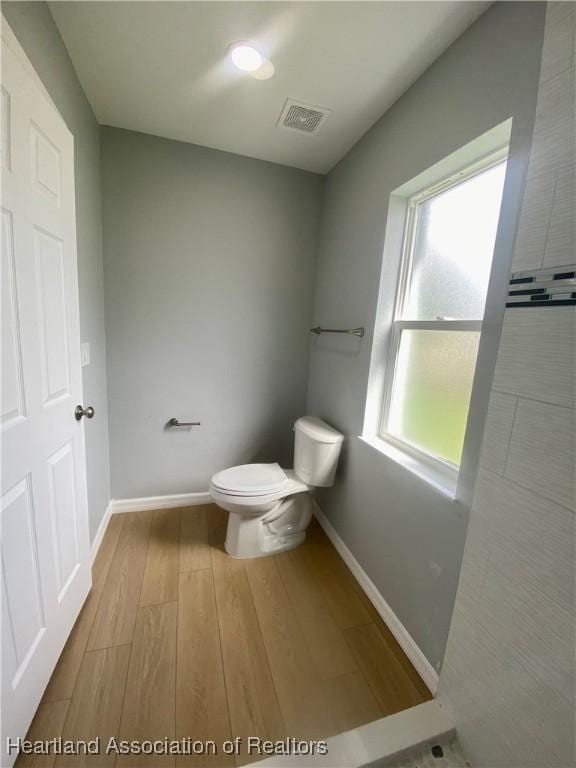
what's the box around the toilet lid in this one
[211,463,288,496]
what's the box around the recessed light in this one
[230,43,263,73]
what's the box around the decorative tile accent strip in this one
[506,265,576,307]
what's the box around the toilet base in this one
[224,493,313,559]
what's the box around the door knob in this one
[75,405,95,421]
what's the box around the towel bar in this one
[310,326,365,338]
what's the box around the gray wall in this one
[2,2,111,542]
[307,1,546,670]
[438,4,575,766]
[102,127,323,499]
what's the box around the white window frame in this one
[379,148,508,485]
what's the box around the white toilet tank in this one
[293,416,344,487]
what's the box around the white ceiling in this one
[50,1,490,174]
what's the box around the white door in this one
[1,24,91,767]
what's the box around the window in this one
[380,153,507,476]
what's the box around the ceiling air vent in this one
[278,99,331,136]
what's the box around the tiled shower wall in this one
[437,4,575,767]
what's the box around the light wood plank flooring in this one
[17,505,431,767]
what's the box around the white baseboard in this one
[313,502,439,695]
[110,491,212,514]
[90,501,112,567]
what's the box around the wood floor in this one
[17,505,431,767]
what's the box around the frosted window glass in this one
[405,162,506,320]
[388,330,480,465]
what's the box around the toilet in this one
[209,416,344,558]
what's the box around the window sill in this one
[359,434,459,501]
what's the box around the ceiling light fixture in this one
[230,43,263,73]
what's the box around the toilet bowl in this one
[209,417,344,558]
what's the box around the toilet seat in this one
[210,466,308,507]
[211,463,288,496]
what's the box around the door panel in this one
[1,207,26,427]
[1,24,91,767]
[30,121,62,206]
[1,86,11,170]
[47,441,80,599]
[1,477,46,673]
[35,227,70,403]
